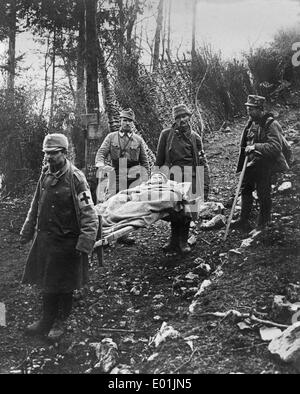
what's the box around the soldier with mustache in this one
[155,104,210,254]
[20,133,99,338]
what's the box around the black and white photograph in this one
[0,0,300,377]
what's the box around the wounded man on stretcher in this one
[95,172,201,240]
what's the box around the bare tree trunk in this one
[161,0,167,62]
[167,0,171,56]
[97,39,120,134]
[6,0,16,106]
[152,0,164,72]
[191,0,197,61]
[116,0,125,61]
[40,35,51,118]
[48,28,56,131]
[76,0,85,114]
[84,0,99,200]
[72,0,86,169]
[126,0,140,54]
[85,0,99,114]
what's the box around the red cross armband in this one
[78,190,93,209]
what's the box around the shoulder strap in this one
[264,117,275,130]
[165,128,175,166]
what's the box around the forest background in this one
[1,0,300,194]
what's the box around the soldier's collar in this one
[47,159,69,178]
[119,130,133,138]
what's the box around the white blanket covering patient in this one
[95,172,194,235]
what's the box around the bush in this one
[0,87,48,195]
[245,26,300,95]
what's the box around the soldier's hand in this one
[245,145,255,155]
[75,250,83,257]
[96,163,113,172]
[20,236,30,245]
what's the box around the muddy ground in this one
[0,100,300,374]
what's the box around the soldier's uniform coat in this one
[20,160,99,293]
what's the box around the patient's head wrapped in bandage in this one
[147,172,168,185]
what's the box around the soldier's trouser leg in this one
[163,221,180,252]
[58,292,73,321]
[178,218,192,254]
[231,169,254,232]
[256,168,272,228]
[171,211,191,254]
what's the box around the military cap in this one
[42,133,69,152]
[120,108,135,122]
[245,95,266,108]
[172,104,192,119]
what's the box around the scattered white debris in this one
[152,302,164,311]
[147,353,159,362]
[184,335,199,351]
[240,237,254,248]
[0,303,6,327]
[249,229,262,239]
[185,272,199,281]
[200,214,226,230]
[194,280,212,297]
[188,300,198,314]
[90,338,119,373]
[130,285,142,296]
[237,321,252,331]
[278,182,292,193]
[212,267,224,279]
[153,294,165,301]
[188,235,197,245]
[198,202,225,219]
[110,364,133,374]
[268,322,300,370]
[151,322,181,348]
[260,326,283,341]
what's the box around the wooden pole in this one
[95,215,104,266]
[223,156,248,241]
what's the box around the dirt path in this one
[0,110,299,374]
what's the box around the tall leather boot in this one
[257,196,272,229]
[25,293,59,337]
[178,221,191,254]
[58,292,73,321]
[48,292,73,340]
[230,194,253,233]
[163,222,179,252]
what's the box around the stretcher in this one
[93,174,202,265]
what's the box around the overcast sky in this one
[167,0,300,59]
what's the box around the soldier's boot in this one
[178,222,191,254]
[48,292,73,340]
[163,222,180,252]
[230,195,253,233]
[25,293,59,337]
[256,197,272,230]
